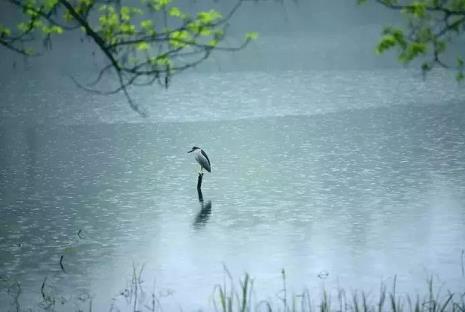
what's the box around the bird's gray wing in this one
[200,150,211,172]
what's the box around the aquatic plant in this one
[1,265,465,312]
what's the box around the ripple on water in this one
[1,70,465,310]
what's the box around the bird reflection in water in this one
[193,174,212,229]
[194,200,212,229]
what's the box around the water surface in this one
[1,69,465,310]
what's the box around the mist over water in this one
[1,1,465,311]
[2,69,464,125]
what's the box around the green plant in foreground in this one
[2,266,464,312]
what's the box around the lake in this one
[1,69,465,311]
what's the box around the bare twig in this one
[40,277,47,301]
[59,255,66,273]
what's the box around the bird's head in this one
[188,146,200,153]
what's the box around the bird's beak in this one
[187,150,193,153]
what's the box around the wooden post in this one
[193,173,212,228]
[197,173,204,202]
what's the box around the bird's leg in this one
[199,165,203,175]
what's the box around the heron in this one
[188,146,211,174]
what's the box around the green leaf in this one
[25,8,38,17]
[169,7,184,18]
[245,32,258,41]
[17,22,30,32]
[399,42,427,63]
[169,30,191,48]
[136,41,150,51]
[376,27,406,54]
[120,6,131,21]
[149,0,172,11]
[0,25,11,37]
[120,23,136,34]
[197,10,222,24]
[199,28,213,36]
[376,34,397,54]
[140,19,152,29]
[44,0,58,10]
[140,19,156,35]
[150,55,171,66]
[207,39,218,47]
[47,25,63,34]
[402,1,426,18]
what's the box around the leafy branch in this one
[359,0,465,80]
[0,0,259,115]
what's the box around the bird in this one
[188,146,211,174]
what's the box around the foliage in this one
[1,267,465,312]
[0,0,257,115]
[359,0,465,80]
